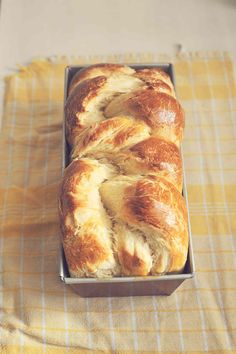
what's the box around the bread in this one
[59,63,189,278]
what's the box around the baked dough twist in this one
[59,63,188,277]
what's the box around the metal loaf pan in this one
[59,63,195,297]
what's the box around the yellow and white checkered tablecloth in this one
[0,52,236,353]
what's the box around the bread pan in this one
[59,63,195,297]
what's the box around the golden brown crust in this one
[149,81,174,96]
[104,88,185,146]
[59,159,93,237]
[71,116,150,159]
[61,63,189,278]
[99,175,188,274]
[59,158,118,277]
[135,68,171,82]
[130,137,182,191]
[135,68,175,96]
[65,76,106,145]
[119,249,149,276]
[69,63,134,94]
[131,137,179,167]
[63,232,110,273]
[84,117,141,147]
[125,177,187,232]
[124,90,184,144]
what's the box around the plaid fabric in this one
[0,52,236,353]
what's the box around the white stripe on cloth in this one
[151,296,161,352]
[187,58,210,352]
[204,55,233,350]
[0,76,19,346]
[19,76,36,352]
[108,297,116,351]
[129,296,139,351]
[174,292,185,351]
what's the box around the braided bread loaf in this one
[59,63,189,278]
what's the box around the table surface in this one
[0,0,236,75]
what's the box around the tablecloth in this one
[0,52,236,353]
